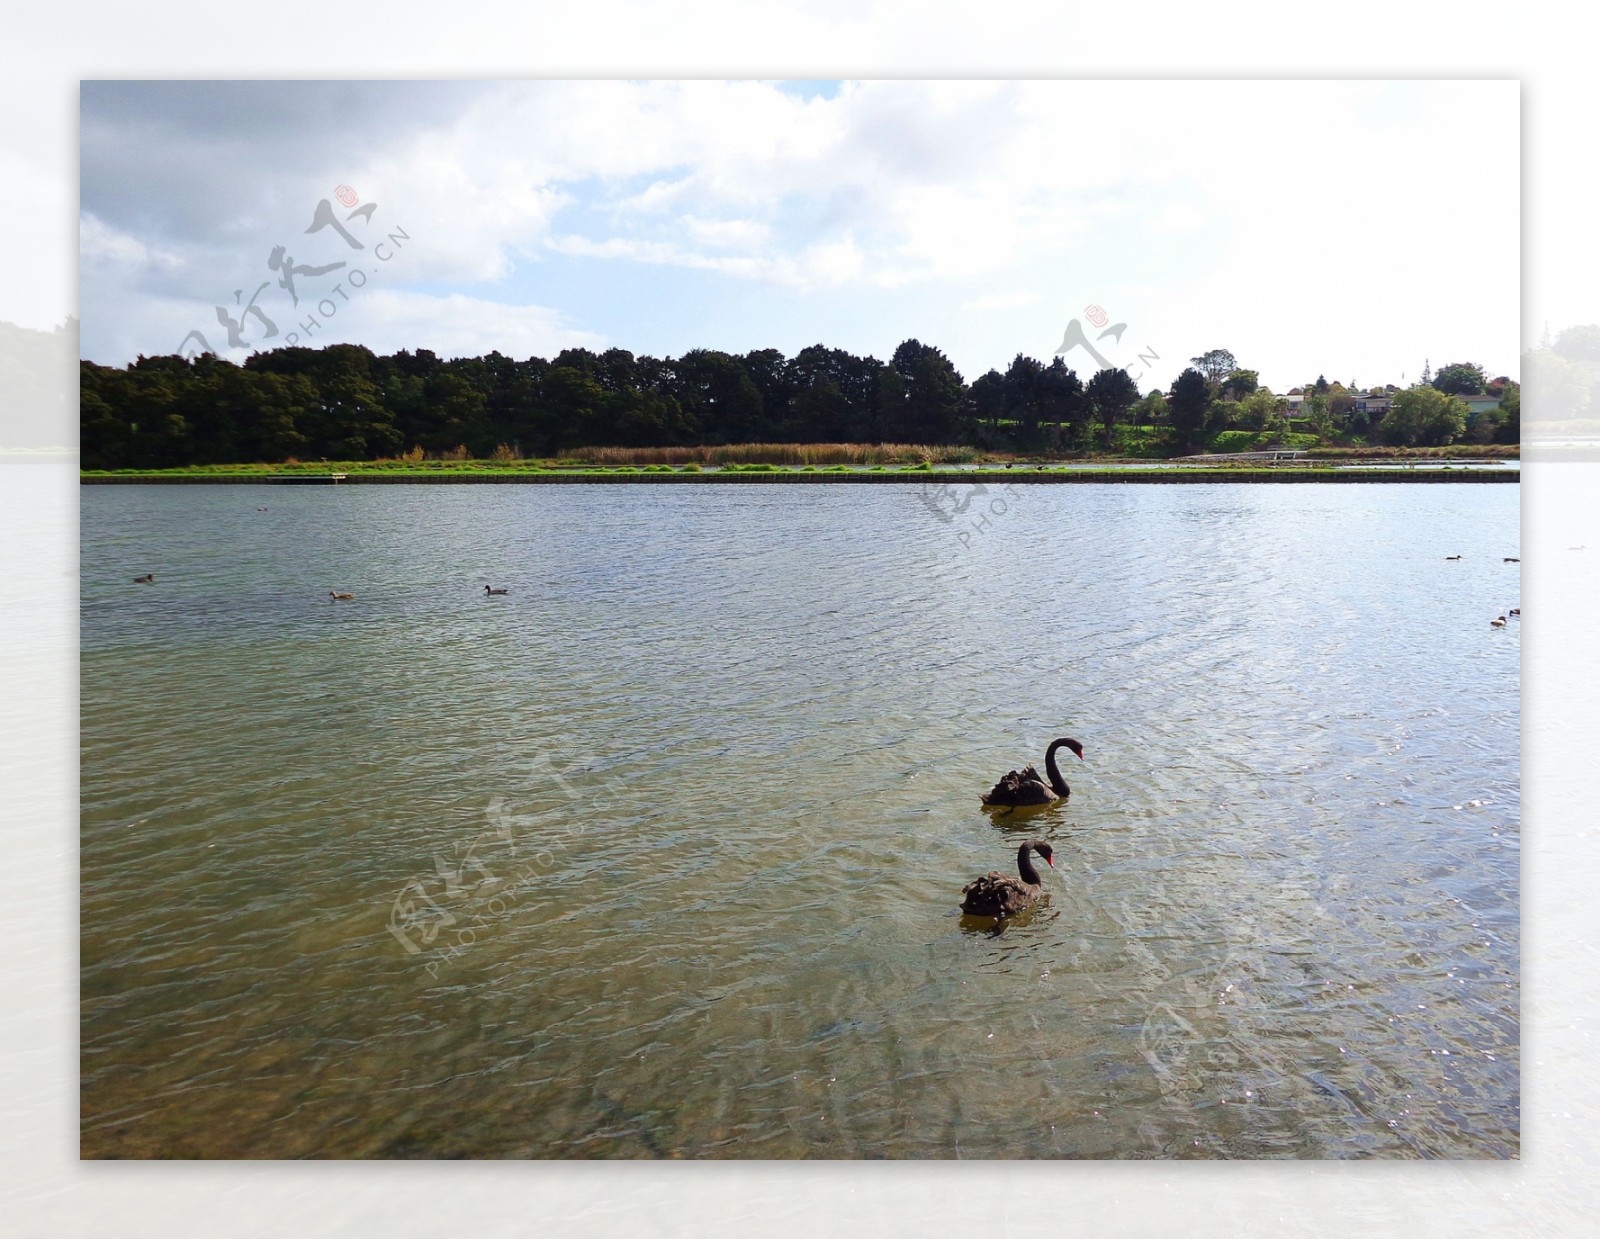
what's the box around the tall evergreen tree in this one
[1168,368,1212,452]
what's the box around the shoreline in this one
[80,467,1520,485]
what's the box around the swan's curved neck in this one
[1017,844,1044,886]
[1044,740,1071,797]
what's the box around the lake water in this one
[79,480,1520,1159]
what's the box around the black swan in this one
[981,738,1083,809]
[329,591,354,600]
[484,585,509,595]
[132,573,154,584]
[961,840,1055,917]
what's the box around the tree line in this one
[80,340,1147,468]
[79,339,1516,469]
[1162,351,1518,450]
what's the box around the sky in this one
[78,78,1520,395]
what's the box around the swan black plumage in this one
[132,573,154,584]
[981,737,1083,808]
[960,840,1055,917]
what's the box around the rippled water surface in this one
[80,481,1520,1159]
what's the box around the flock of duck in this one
[325,586,510,600]
[132,576,515,600]
[1444,553,1523,628]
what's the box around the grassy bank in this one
[80,437,1519,484]
[79,434,1520,479]
[82,464,1519,485]
[559,442,983,466]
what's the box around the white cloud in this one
[78,79,1519,385]
[79,213,183,270]
[964,290,1042,312]
[681,215,771,250]
[350,290,608,360]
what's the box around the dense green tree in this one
[967,368,1007,438]
[1382,386,1467,446]
[1431,361,1487,396]
[308,345,400,458]
[786,346,852,441]
[99,335,1449,466]
[1168,368,1212,451]
[740,348,795,433]
[1239,387,1287,434]
[242,371,316,461]
[1001,354,1047,449]
[1495,382,1520,443]
[595,348,640,394]
[1465,404,1505,444]
[1085,367,1139,451]
[782,345,885,442]
[1208,399,1241,432]
[1037,358,1087,451]
[1190,349,1238,390]
[537,366,607,451]
[1221,368,1259,401]
[1300,391,1334,439]
[672,349,765,443]
[887,339,967,443]
[1131,390,1167,426]
[419,371,490,453]
[550,347,601,380]
[80,362,133,468]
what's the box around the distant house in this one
[1284,390,1389,418]
[1457,394,1503,417]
